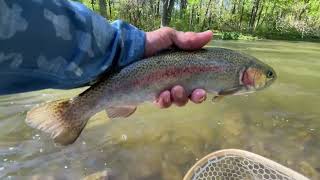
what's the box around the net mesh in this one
[184,149,309,180]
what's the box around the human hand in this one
[144,27,213,108]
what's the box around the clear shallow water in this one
[0,40,319,180]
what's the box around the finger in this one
[144,27,175,57]
[144,28,213,57]
[154,90,172,108]
[190,89,207,104]
[173,30,213,50]
[171,85,188,107]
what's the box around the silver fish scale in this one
[76,48,274,112]
[103,48,254,90]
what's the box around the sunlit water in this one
[0,40,319,180]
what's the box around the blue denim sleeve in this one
[0,0,146,95]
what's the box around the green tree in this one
[76,0,320,41]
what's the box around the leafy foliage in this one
[221,32,240,40]
[76,0,320,41]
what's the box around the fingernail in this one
[165,94,171,104]
[172,86,184,99]
[196,89,206,96]
[176,91,183,99]
[200,30,213,36]
[195,89,206,102]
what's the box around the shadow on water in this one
[0,40,319,180]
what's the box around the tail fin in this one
[26,99,89,145]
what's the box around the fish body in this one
[26,48,277,145]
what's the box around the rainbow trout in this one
[26,48,276,145]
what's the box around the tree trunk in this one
[239,0,245,29]
[231,0,237,14]
[108,0,112,19]
[98,0,107,17]
[269,0,277,29]
[180,0,187,18]
[255,0,264,30]
[219,0,224,18]
[201,0,213,31]
[157,0,161,16]
[189,5,194,30]
[91,0,95,10]
[168,0,175,21]
[197,0,202,24]
[297,0,310,20]
[208,10,213,28]
[248,0,261,33]
[256,5,268,29]
[161,0,175,27]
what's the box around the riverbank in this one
[214,31,320,42]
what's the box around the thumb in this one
[173,30,213,50]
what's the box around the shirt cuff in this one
[111,20,146,68]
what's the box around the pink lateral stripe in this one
[130,65,223,87]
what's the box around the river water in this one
[0,40,319,179]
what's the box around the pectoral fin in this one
[212,86,244,103]
[106,106,137,119]
[218,86,244,96]
[212,95,224,103]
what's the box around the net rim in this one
[183,149,310,180]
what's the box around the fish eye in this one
[266,70,274,78]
